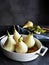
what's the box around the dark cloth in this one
[0,0,49,25]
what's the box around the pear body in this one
[23,34,35,48]
[15,41,28,53]
[4,34,16,52]
[13,29,21,43]
[23,21,33,28]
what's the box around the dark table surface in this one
[0,50,49,65]
[0,26,49,65]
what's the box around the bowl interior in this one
[0,35,42,54]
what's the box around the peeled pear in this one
[13,25,21,43]
[23,21,33,28]
[23,34,35,48]
[15,37,28,53]
[4,31,16,52]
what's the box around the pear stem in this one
[14,25,16,31]
[18,35,22,42]
[7,31,10,37]
[29,31,33,35]
[18,38,20,42]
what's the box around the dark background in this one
[0,0,49,25]
[0,1,49,65]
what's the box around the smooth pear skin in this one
[13,26,21,43]
[23,21,33,28]
[15,40,28,53]
[4,32,16,52]
[23,34,35,48]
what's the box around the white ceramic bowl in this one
[0,35,48,62]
